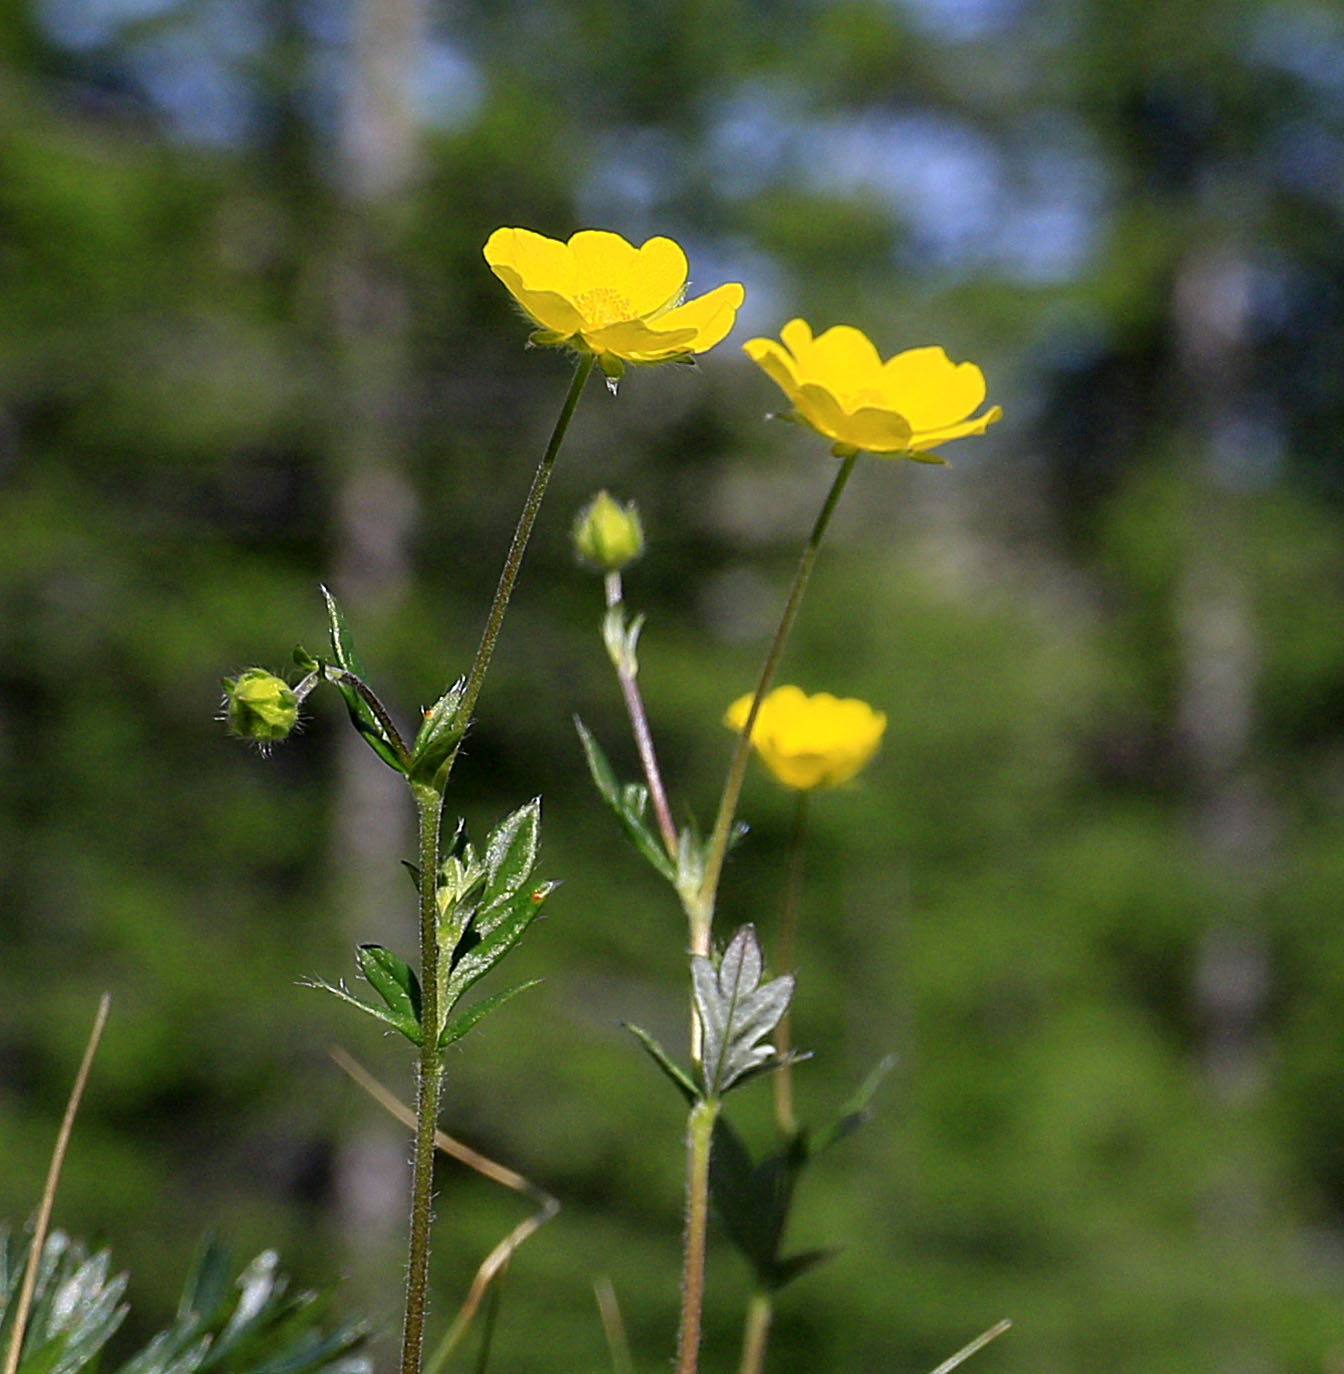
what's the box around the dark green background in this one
[3,0,1344,1367]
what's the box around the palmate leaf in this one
[435,800,552,1042]
[118,1238,371,1374]
[708,1117,833,1295]
[0,1231,127,1374]
[303,943,423,1046]
[0,1231,369,1374]
[691,925,795,1098]
[708,1055,896,1294]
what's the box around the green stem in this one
[398,356,593,1374]
[675,1097,721,1374]
[737,1290,773,1374]
[456,353,595,740]
[691,453,858,955]
[401,786,447,1374]
[771,791,808,1139]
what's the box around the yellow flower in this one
[743,319,1001,461]
[484,227,744,372]
[724,685,887,790]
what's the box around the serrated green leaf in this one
[302,977,421,1045]
[574,718,676,882]
[483,799,540,901]
[407,680,467,789]
[443,882,552,1009]
[320,586,406,775]
[438,980,542,1049]
[355,945,422,1030]
[692,925,795,1097]
[623,1023,699,1105]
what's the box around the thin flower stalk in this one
[771,790,809,1139]
[737,1291,773,1374]
[605,569,679,860]
[691,452,859,955]
[456,353,595,743]
[401,353,593,1374]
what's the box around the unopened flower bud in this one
[573,491,644,572]
[222,669,299,747]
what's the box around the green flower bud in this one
[221,669,299,748]
[573,491,644,572]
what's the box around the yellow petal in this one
[792,385,914,453]
[743,337,801,400]
[881,347,987,429]
[727,686,885,789]
[804,325,884,389]
[484,227,578,298]
[723,693,755,732]
[651,282,744,351]
[779,319,815,361]
[491,270,587,334]
[586,282,744,361]
[832,404,917,454]
[628,237,690,317]
[909,404,1003,452]
[567,229,641,295]
[584,318,699,362]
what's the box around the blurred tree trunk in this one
[1173,234,1275,1370]
[324,0,426,1320]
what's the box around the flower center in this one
[574,286,634,328]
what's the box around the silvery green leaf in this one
[483,799,540,901]
[407,679,467,789]
[692,925,795,1097]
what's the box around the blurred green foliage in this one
[2,0,1343,1368]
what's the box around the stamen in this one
[574,286,634,327]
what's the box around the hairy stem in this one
[401,787,446,1374]
[398,358,593,1374]
[675,1097,721,1374]
[691,453,858,955]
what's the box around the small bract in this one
[484,227,744,373]
[724,685,887,790]
[744,319,1001,460]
